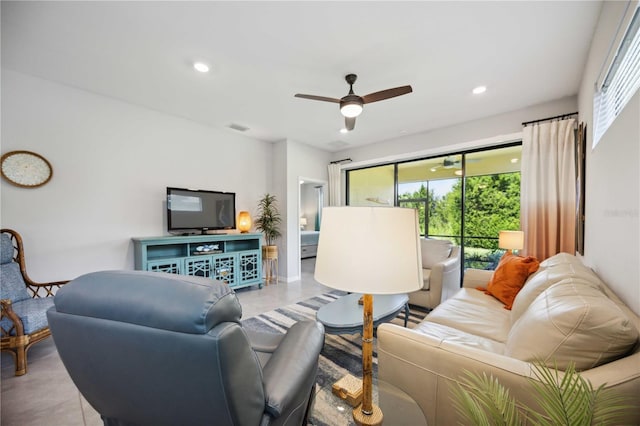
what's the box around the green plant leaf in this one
[254,193,282,245]
[526,360,633,426]
[451,370,523,426]
[452,361,633,426]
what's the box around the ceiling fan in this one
[430,156,480,171]
[295,74,412,131]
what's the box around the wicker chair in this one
[0,229,68,376]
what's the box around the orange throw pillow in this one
[482,252,540,310]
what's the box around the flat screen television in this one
[167,187,236,234]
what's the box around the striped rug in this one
[241,291,429,426]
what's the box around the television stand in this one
[132,233,263,289]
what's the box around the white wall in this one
[270,140,288,280]
[1,71,272,281]
[280,140,330,281]
[271,140,330,282]
[578,1,639,314]
[332,96,577,166]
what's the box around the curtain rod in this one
[330,158,352,164]
[522,112,578,127]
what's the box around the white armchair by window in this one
[409,239,461,310]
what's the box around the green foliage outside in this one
[399,173,521,269]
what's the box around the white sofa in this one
[378,253,640,425]
[408,238,461,310]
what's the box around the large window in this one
[347,144,521,270]
[463,148,521,269]
[346,164,395,206]
[397,156,461,239]
[594,6,640,148]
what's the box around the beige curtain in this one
[328,163,341,206]
[520,118,576,260]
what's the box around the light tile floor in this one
[0,259,329,426]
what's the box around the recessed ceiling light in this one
[472,86,487,95]
[454,170,463,176]
[511,158,519,163]
[193,62,210,73]
[430,167,437,172]
[339,128,349,134]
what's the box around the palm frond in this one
[254,193,282,245]
[451,370,523,426]
[527,362,590,425]
[590,382,636,425]
[527,361,632,426]
[451,361,632,426]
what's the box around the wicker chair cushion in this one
[0,298,54,335]
[1,262,30,302]
[1,234,13,264]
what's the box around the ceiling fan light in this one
[340,102,363,118]
[193,62,210,73]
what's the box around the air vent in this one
[228,123,249,132]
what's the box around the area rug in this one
[241,291,429,426]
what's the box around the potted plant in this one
[451,361,632,425]
[255,194,282,283]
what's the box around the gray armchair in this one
[47,270,325,426]
[408,238,461,310]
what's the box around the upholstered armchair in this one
[47,270,325,426]
[408,238,461,310]
[0,229,68,376]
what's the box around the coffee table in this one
[316,293,409,335]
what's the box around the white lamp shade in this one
[499,230,524,250]
[314,206,423,294]
[300,217,307,226]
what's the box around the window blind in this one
[593,6,640,148]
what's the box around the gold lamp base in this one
[353,403,383,426]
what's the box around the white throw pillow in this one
[421,239,452,269]
[505,278,639,370]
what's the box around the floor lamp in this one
[314,206,423,426]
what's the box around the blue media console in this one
[132,233,263,289]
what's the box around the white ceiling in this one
[1,1,602,152]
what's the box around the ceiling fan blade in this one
[345,116,356,131]
[361,85,413,104]
[294,94,340,103]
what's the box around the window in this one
[594,6,640,148]
[463,148,521,269]
[397,156,461,239]
[346,164,395,206]
[346,144,522,271]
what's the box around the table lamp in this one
[300,216,307,230]
[499,230,524,254]
[314,206,423,426]
[237,211,252,233]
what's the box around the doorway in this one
[298,177,327,280]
